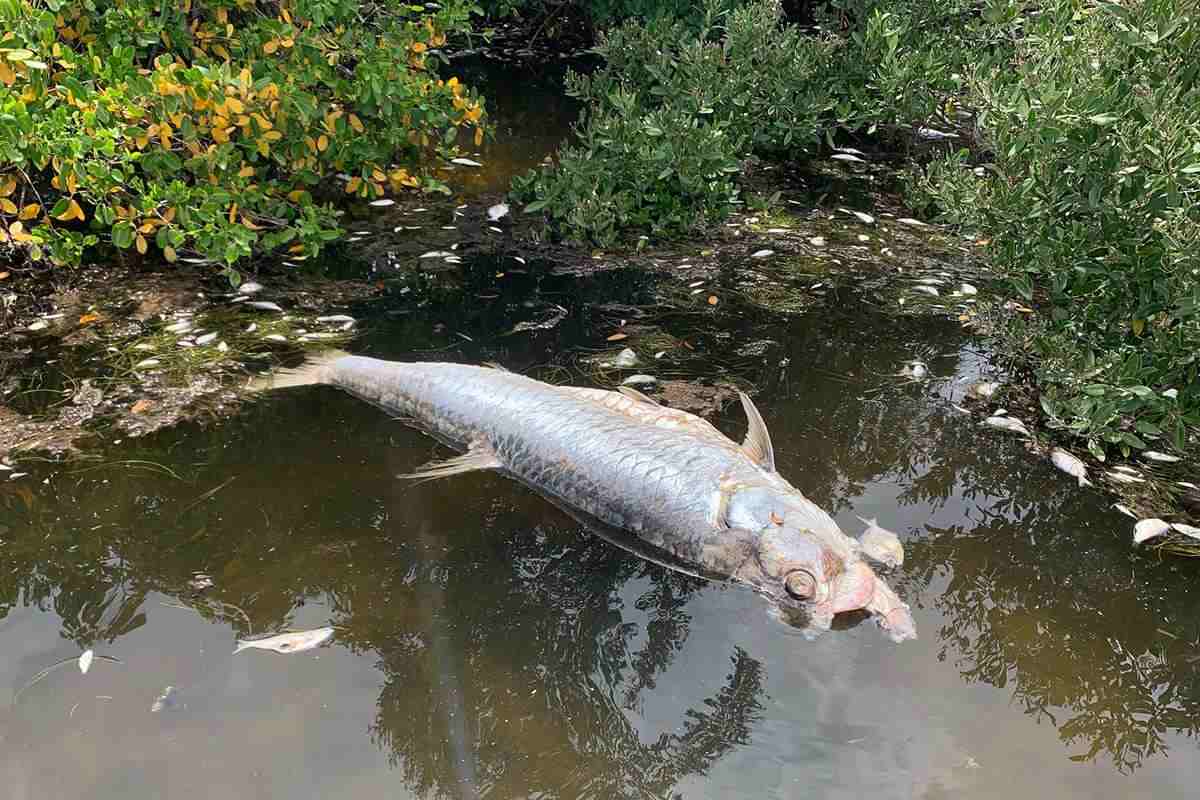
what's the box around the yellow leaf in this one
[67,173,77,194]
[257,139,269,157]
[9,221,32,243]
[281,9,292,23]
[135,234,147,254]
[1132,318,1145,336]
[0,179,15,198]
[262,130,282,141]
[238,165,255,178]
[241,215,262,230]
[288,243,305,254]
[0,198,16,214]
[64,198,85,221]
[287,189,306,202]
[349,114,364,133]
[228,203,238,224]
[411,42,426,53]
[212,126,230,143]
[263,39,279,55]
[281,37,294,48]
[18,203,39,220]
[345,176,362,193]
[139,221,157,234]
[226,97,244,114]
[0,61,14,86]
[163,245,177,262]
[317,134,329,152]
[162,206,176,223]
[79,312,100,325]
[474,127,483,147]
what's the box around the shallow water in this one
[4,67,1200,800]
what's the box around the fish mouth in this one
[808,560,918,642]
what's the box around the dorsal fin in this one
[482,361,511,372]
[738,392,775,471]
[618,386,659,405]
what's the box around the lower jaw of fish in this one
[830,562,878,615]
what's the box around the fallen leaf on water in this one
[78,312,100,325]
[0,271,9,280]
[707,295,718,305]
[606,333,628,341]
[130,399,153,414]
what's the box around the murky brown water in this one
[4,64,1200,800]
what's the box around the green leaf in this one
[1089,113,1119,126]
[524,200,547,213]
[111,222,134,249]
[1121,432,1147,449]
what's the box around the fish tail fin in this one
[232,640,249,655]
[248,349,351,392]
[1079,476,1093,488]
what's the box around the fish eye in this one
[784,569,817,600]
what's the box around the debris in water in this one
[151,685,179,712]
[966,381,1000,399]
[233,626,335,655]
[369,199,396,207]
[613,348,639,368]
[1142,451,1181,463]
[79,650,94,675]
[751,249,775,258]
[189,574,214,591]
[1051,449,1092,487]
[984,415,1029,436]
[248,301,283,312]
[622,374,657,387]
[901,361,928,380]
[27,320,48,331]
[450,157,483,167]
[1133,518,1171,544]
[238,282,263,294]
[487,203,509,221]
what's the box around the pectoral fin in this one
[738,392,775,471]
[400,440,502,481]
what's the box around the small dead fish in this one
[1051,448,1092,487]
[264,334,287,343]
[217,341,229,352]
[238,282,264,294]
[450,157,483,167]
[831,153,866,163]
[621,374,657,387]
[897,218,927,227]
[487,203,509,221]
[1133,518,1171,544]
[751,249,775,258]
[369,199,396,207]
[901,361,928,380]
[912,285,940,297]
[189,574,214,591]
[856,517,904,568]
[840,208,875,225]
[967,381,1000,399]
[1113,503,1136,518]
[809,236,827,246]
[244,323,258,333]
[960,283,978,295]
[316,315,355,324]
[248,301,283,312]
[195,332,218,346]
[419,250,454,259]
[151,685,179,712]
[984,415,1029,436]
[1107,470,1145,484]
[1142,451,1181,463]
[135,358,161,368]
[234,627,335,655]
[1171,522,1200,539]
[79,650,94,674]
[1110,465,1141,475]
[165,321,192,333]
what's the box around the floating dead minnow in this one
[1171,522,1200,539]
[369,199,395,207]
[254,354,917,642]
[135,358,161,368]
[984,415,1029,436]
[1050,448,1092,487]
[856,517,904,568]
[751,249,775,258]
[420,250,454,259]
[1133,518,1171,544]
[248,301,283,312]
[233,626,335,655]
[1142,451,1181,463]
[840,208,875,224]
[912,285,940,297]
[487,203,509,221]
[831,153,866,163]
[238,282,264,294]
[450,157,483,167]
[195,332,218,345]
[967,381,1000,399]
[960,283,978,295]
[1107,470,1145,484]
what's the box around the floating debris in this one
[450,157,482,167]
[1133,518,1171,544]
[487,203,509,221]
[856,517,904,568]
[233,626,335,655]
[247,301,283,312]
[916,127,959,141]
[613,348,639,368]
[1142,451,1181,463]
[984,415,1029,436]
[238,282,263,294]
[901,361,928,380]
[78,650,94,675]
[751,249,775,258]
[967,381,1000,399]
[621,374,657,387]
[1051,449,1092,487]
[369,199,396,207]
[189,574,214,591]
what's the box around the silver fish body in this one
[1050,448,1092,487]
[273,356,916,641]
[233,626,335,655]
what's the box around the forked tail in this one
[247,349,351,392]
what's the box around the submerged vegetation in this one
[0,0,486,276]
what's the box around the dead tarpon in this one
[233,626,335,655]
[257,353,917,642]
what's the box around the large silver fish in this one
[260,353,916,642]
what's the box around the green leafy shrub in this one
[0,0,486,276]
[908,0,1200,456]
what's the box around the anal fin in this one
[399,440,502,482]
